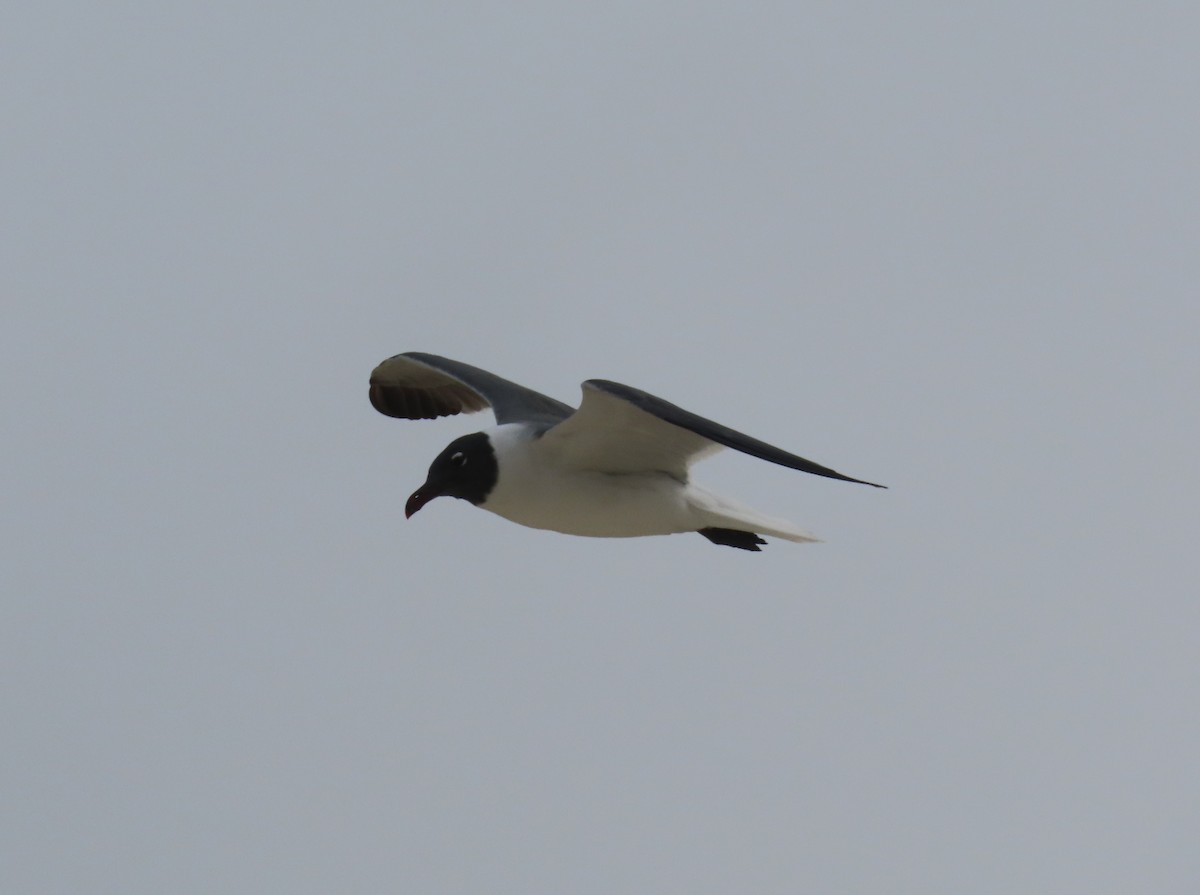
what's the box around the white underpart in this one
[481,424,819,543]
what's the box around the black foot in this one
[698,527,767,551]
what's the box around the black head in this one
[405,432,498,518]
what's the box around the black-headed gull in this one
[370,352,885,551]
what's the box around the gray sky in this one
[5,3,1199,893]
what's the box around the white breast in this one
[480,424,703,538]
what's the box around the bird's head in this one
[405,432,498,518]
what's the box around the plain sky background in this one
[4,3,1199,893]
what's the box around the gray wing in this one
[369,352,574,426]
[540,379,886,487]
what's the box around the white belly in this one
[476,423,818,544]
[484,465,699,537]
[480,425,699,537]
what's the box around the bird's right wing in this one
[369,352,574,426]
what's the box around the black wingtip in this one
[816,470,887,489]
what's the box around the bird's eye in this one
[450,451,467,467]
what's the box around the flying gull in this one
[369,352,885,551]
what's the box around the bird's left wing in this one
[540,379,886,487]
[369,352,574,426]
[537,380,721,479]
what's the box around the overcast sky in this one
[4,3,1199,893]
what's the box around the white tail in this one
[686,485,820,544]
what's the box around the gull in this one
[369,352,885,551]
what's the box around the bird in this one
[369,352,885,551]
